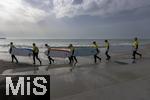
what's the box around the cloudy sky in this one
[1,0,150,39]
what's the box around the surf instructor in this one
[104,40,111,60]
[32,43,42,65]
[45,44,54,64]
[132,37,142,63]
[68,44,78,64]
[9,42,18,63]
[92,41,101,63]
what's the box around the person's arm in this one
[48,48,50,55]
[72,49,75,55]
[9,47,12,53]
[32,47,35,53]
[132,42,135,48]
[136,41,139,49]
[37,47,39,53]
[107,43,110,50]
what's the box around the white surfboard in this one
[73,47,97,56]
[45,48,71,58]
[10,48,33,56]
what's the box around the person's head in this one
[33,43,36,46]
[70,44,73,47]
[93,41,96,44]
[10,42,13,45]
[105,40,108,43]
[45,44,48,47]
[134,37,138,41]
[68,44,73,48]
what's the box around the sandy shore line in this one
[0,44,150,100]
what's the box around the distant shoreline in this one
[0,38,6,39]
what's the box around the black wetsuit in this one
[132,41,142,60]
[105,42,111,60]
[33,46,42,65]
[47,47,54,64]
[93,44,101,63]
[9,45,18,63]
[69,47,77,64]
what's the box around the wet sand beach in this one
[0,44,150,100]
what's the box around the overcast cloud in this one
[52,0,150,18]
[0,0,150,39]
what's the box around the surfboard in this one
[44,47,97,58]
[44,48,71,58]
[73,47,97,56]
[10,48,33,56]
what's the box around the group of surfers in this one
[9,37,142,65]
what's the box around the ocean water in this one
[0,38,149,63]
[0,39,150,53]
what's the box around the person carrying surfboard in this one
[45,44,54,64]
[104,40,111,60]
[9,42,18,63]
[68,44,78,64]
[92,41,101,63]
[132,37,142,63]
[32,43,42,65]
